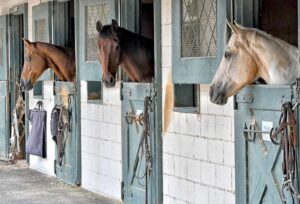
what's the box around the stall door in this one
[235,85,298,203]
[52,1,80,185]
[121,82,159,204]
[54,82,80,185]
[0,15,9,158]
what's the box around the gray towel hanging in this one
[26,101,47,158]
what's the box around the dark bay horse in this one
[96,19,154,88]
[210,21,300,105]
[20,39,75,91]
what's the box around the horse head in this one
[96,19,121,88]
[21,39,48,91]
[210,21,259,105]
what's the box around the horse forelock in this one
[99,25,118,39]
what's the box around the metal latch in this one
[236,94,253,104]
[243,123,271,142]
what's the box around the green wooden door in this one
[121,82,160,204]
[120,1,162,203]
[171,0,228,84]
[78,0,117,81]
[235,86,297,203]
[0,15,9,158]
[54,82,80,185]
[52,1,80,185]
[32,2,52,81]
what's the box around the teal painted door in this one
[171,0,228,84]
[32,2,52,81]
[78,0,117,81]
[53,1,80,185]
[235,85,298,203]
[0,15,8,158]
[121,82,160,204]
[54,82,80,185]
[121,1,162,203]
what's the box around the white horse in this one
[210,21,300,105]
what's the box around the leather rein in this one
[270,102,300,201]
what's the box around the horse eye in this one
[116,45,119,50]
[224,51,231,58]
[25,56,31,61]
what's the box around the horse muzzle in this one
[103,75,116,88]
[209,85,228,105]
[20,79,33,91]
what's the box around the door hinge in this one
[121,181,124,200]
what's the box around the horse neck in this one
[118,28,154,82]
[250,33,300,84]
[36,42,75,81]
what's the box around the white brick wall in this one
[81,81,122,200]
[161,0,235,203]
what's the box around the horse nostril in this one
[110,76,115,84]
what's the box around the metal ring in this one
[125,113,133,125]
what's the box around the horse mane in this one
[240,26,298,56]
[34,41,75,59]
[34,41,76,81]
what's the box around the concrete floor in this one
[0,161,121,204]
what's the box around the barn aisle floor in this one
[0,161,120,204]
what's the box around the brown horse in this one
[210,21,300,105]
[96,19,154,88]
[20,39,75,91]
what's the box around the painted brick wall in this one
[80,81,122,200]
[161,0,235,203]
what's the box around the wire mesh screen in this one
[35,19,46,42]
[181,0,217,57]
[0,28,3,66]
[86,4,109,61]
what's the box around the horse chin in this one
[20,79,34,91]
[103,81,116,88]
[213,97,228,105]
[209,94,228,105]
[209,86,229,105]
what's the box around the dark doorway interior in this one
[139,0,154,40]
[258,0,298,46]
[9,11,26,159]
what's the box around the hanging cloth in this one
[25,101,47,158]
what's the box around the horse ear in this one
[22,38,33,48]
[226,20,242,35]
[111,19,118,31]
[233,20,245,30]
[96,21,102,33]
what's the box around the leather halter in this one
[270,102,300,201]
